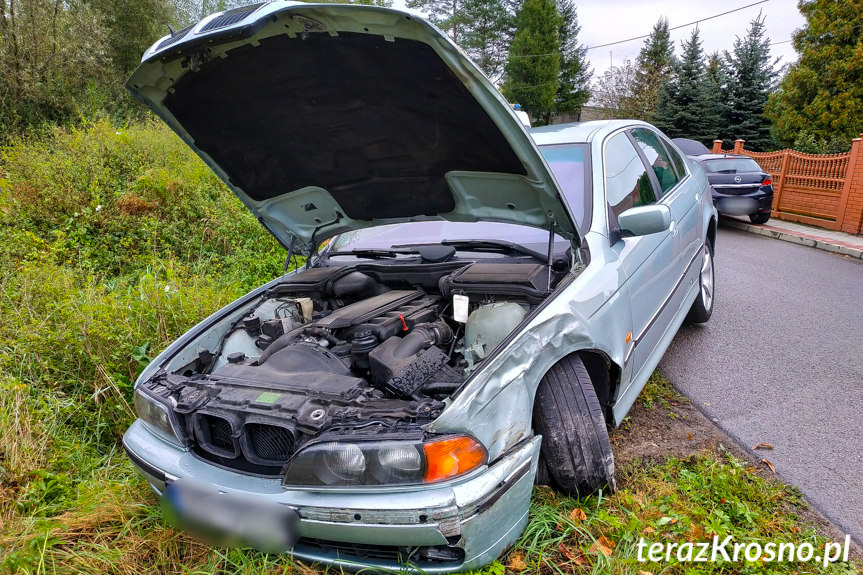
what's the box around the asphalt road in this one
[659,223,863,545]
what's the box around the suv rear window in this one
[703,158,762,173]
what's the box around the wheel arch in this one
[707,217,717,253]
[533,348,622,427]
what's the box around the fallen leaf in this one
[558,543,577,560]
[719,498,726,504]
[687,433,694,440]
[761,458,776,473]
[569,508,587,522]
[507,552,526,571]
[791,525,800,533]
[589,537,614,557]
[642,526,655,534]
[752,442,774,450]
[638,571,653,575]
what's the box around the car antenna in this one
[306,212,342,269]
[546,213,556,291]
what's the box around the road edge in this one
[721,218,863,259]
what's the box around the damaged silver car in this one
[123,1,718,571]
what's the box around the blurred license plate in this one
[164,478,298,551]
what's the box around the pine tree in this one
[405,0,463,41]
[553,0,590,118]
[723,14,779,151]
[703,51,729,142]
[502,0,562,125]
[630,18,675,121]
[452,0,513,82]
[654,29,722,144]
[766,0,863,148]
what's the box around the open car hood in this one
[127,2,580,255]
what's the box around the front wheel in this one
[532,355,616,496]
[749,213,770,225]
[685,239,714,324]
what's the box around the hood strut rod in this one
[546,213,556,291]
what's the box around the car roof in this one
[690,153,753,161]
[529,120,654,146]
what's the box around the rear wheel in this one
[685,238,714,324]
[532,355,616,496]
[749,213,770,224]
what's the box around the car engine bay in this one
[137,261,563,476]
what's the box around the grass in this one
[0,120,858,574]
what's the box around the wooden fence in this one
[711,136,863,235]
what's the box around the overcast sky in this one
[394,0,805,78]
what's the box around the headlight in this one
[282,435,487,487]
[133,388,182,445]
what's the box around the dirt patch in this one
[611,377,862,561]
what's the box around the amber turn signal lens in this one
[422,436,487,483]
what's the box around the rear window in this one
[703,158,762,173]
[539,144,592,232]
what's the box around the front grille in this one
[201,3,264,32]
[244,423,295,465]
[193,413,237,458]
[296,538,466,565]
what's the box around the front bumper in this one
[123,420,539,572]
[711,187,773,216]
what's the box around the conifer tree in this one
[723,14,779,150]
[766,0,863,148]
[502,0,562,125]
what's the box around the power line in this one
[586,0,770,50]
[509,0,772,60]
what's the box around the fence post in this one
[733,139,745,154]
[837,134,863,234]
[712,140,723,153]
[772,150,792,214]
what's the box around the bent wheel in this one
[533,355,616,496]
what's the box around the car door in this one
[631,128,701,279]
[604,130,676,382]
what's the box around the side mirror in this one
[617,204,671,237]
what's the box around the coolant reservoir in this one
[462,302,528,369]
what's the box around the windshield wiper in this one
[392,239,548,262]
[322,248,418,260]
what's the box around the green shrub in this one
[0,119,283,282]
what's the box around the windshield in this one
[325,143,589,258]
[538,143,591,232]
[326,221,568,258]
[703,158,762,173]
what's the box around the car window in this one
[702,158,762,173]
[631,128,680,196]
[605,132,654,220]
[660,134,688,178]
[539,144,591,232]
